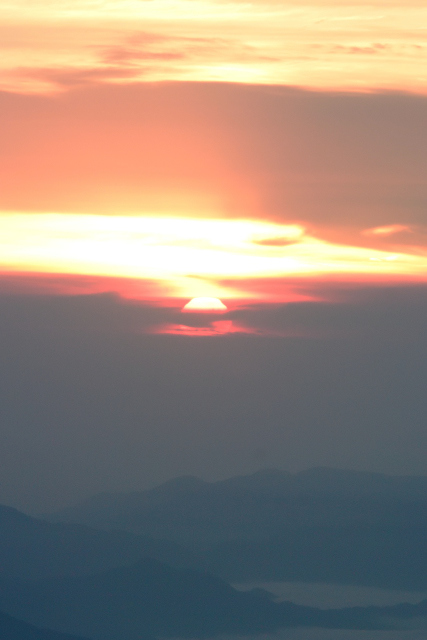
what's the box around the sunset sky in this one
[2,0,427,331]
[1,0,427,508]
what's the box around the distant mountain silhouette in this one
[0,610,90,640]
[43,468,427,590]
[204,522,427,590]
[48,468,427,541]
[0,504,197,581]
[1,558,427,639]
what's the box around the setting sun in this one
[182,297,228,312]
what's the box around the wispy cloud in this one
[2,1,427,92]
[363,224,414,236]
[12,65,139,88]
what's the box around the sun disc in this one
[182,297,228,312]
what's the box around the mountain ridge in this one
[47,466,427,524]
[1,557,427,638]
[0,503,198,581]
[0,610,93,640]
[43,467,427,545]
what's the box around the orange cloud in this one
[0,271,172,300]
[1,83,427,243]
[154,319,245,336]
[2,271,427,340]
[363,224,413,236]
[2,1,427,93]
[2,214,427,299]
[1,80,427,320]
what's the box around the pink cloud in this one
[363,224,413,236]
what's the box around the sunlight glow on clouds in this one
[363,224,413,236]
[1,214,427,302]
[2,1,427,338]
[2,0,427,92]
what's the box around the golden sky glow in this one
[1,0,427,333]
[2,0,427,93]
[1,213,426,302]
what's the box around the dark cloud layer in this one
[0,286,426,512]
[1,83,427,244]
[230,283,427,339]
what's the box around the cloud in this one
[3,0,427,93]
[13,66,140,88]
[6,31,272,92]
[251,237,302,247]
[100,32,243,66]
[0,290,179,337]
[0,271,172,299]
[1,82,427,251]
[101,47,186,65]
[225,282,427,339]
[363,224,414,236]
[3,273,426,343]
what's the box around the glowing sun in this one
[182,297,228,312]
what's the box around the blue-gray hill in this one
[0,503,197,581]
[0,610,92,640]
[1,558,427,639]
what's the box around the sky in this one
[1,0,427,511]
